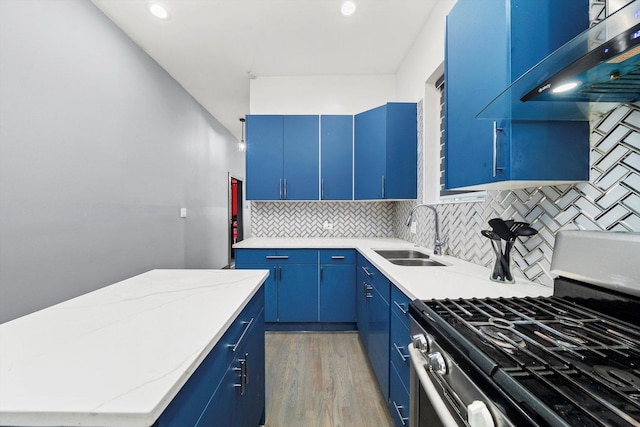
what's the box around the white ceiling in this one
[90,0,441,140]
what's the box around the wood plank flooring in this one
[264,332,394,427]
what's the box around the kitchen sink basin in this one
[374,249,431,259]
[374,249,446,267]
[388,259,445,267]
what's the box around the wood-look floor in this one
[264,332,394,427]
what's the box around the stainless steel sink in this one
[374,249,446,267]
[388,258,445,267]
[374,249,430,259]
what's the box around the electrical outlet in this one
[323,221,334,231]
[410,221,417,234]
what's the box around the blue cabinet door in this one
[283,115,319,200]
[356,255,372,349]
[445,0,508,189]
[445,0,589,190]
[278,263,319,322]
[389,363,410,427]
[235,308,266,427]
[385,103,417,200]
[246,115,284,200]
[321,115,353,200]
[319,264,356,322]
[354,105,386,199]
[369,282,390,402]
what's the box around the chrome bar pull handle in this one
[320,266,323,281]
[381,175,385,198]
[394,301,408,315]
[234,357,247,395]
[364,283,373,298]
[331,256,345,260]
[492,121,503,178]
[243,352,249,385]
[279,179,283,199]
[394,343,410,362]
[361,266,372,277]
[321,179,324,200]
[229,318,254,352]
[266,255,289,260]
[283,179,287,199]
[393,401,409,426]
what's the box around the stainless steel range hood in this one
[478,0,640,121]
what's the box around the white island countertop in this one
[0,269,268,427]
[234,237,552,300]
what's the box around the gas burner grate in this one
[418,296,640,426]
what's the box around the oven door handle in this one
[409,344,460,427]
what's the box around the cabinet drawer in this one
[320,249,355,264]
[391,285,410,328]
[372,272,390,305]
[216,286,265,376]
[235,249,317,265]
[357,256,377,282]
[389,363,410,427]
[390,310,410,391]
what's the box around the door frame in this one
[228,173,244,267]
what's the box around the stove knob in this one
[427,352,447,375]
[467,401,495,427]
[411,334,429,353]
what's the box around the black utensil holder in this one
[490,241,514,284]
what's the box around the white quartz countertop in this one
[235,237,552,300]
[0,269,269,427]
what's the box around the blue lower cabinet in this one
[356,253,391,403]
[319,264,356,322]
[157,287,265,427]
[368,276,390,402]
[236,249,359,329]
[390,310,410,386]
[278,263,319,322]
[319,250,356,323]
[356,254,374,350]
[389,285,411,426]
[235,249,318,325]
[389,363,410,427]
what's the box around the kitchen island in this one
[0,269,268,427]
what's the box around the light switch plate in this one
[180,208,187,218]
[410,221,417,234]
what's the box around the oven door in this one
[408,343,462,427]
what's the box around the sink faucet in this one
[405,204,446,256]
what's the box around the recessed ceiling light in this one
[148,3,169,20]
[552,81,580,93]
[341,1,357,16]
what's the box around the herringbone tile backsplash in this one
[250,201,395,238]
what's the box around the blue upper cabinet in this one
[283,115,319,200]
[321,115,353,200]
[354,103,417,200]
[445,0,590,190]
[246,115,284,200]
[246,115,319,200]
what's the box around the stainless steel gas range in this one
[408,231,640,427]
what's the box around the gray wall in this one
[0,0,244,323]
